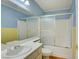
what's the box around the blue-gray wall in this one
[1,4,28,28]
[71,0,76,27]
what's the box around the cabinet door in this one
[36,54,42,59]
[25,48,42,59]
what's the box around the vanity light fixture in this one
[24,0,30,6]
[20,0,25,2]
[20,0,30,6]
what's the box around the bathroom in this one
[1,0,77,59]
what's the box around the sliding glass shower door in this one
[17,20,28,40]
[40,14,72,48]
[55,14,72,48]
[17,17,40,40]
[40,16,55,46]
[27,17,40,38]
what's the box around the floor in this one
[49,56,66,59]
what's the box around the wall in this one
[71,0,77,59]
[18,0,44,15]
[1,4,28,43]
[72,27,76,59]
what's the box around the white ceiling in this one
[35,0,72,12]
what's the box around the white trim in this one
[40,13,72,17]
[20,13,72,19]
[44,8,71,13]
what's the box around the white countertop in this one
[6,36,40,45]
[2,41,42,59]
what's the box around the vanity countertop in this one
[2,41,42,59]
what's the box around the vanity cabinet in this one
[36,54,42,59]
[24,47,42,59]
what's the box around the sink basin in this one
[3,45,31,57]
[1,44,7,51]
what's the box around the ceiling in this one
[35,0,72,12]
[1,0,73,15]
